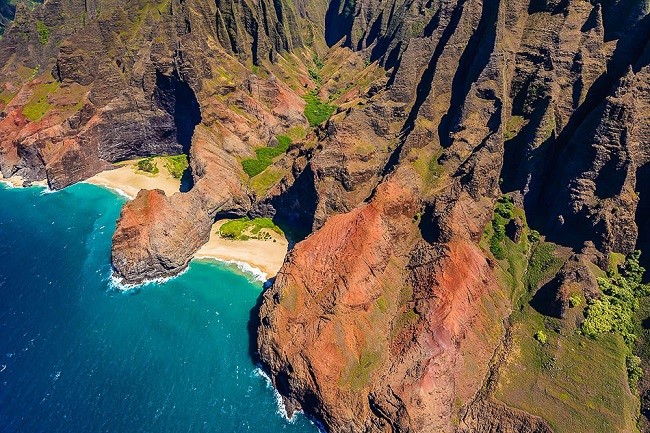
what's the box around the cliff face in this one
[0,0,309,279]
[258,0,650,431]
[1,0,650,431]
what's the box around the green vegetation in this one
[163,155,188,179]
[136,157,159,175]
[342,348,382,391]
[482,193,639,433]
[496,319,638,433]
[0,89,15,105]
[284,125,308,141]
[218,217,283,241]
[249,167,285,196]
[376,296,388,313]
[21,81,59,121]
[525,242,562,292]
[568,293,582,308]
[303,91,336,127]
[504,115,525,141]
[581,250,649,390]
[36,20,50,45]
[308,54,324,85]
[391,308,420,338]
[488,195,514,260]
[241,135,292,177]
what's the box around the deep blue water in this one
[0,183,317,433]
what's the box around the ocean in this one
[0,183,318,433]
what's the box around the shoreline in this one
[2,166,290,284]
[1,176,49,189]
[194,220,289,281]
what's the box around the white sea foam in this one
[195,256,267,282]
[252,367,327,432]
[107,187,132,200]
[252,367,294,421]
[0,179,48,191]
[95,183,132,199]
[39,187,58,195]
[108,267,189,292]
[80,181,134,200]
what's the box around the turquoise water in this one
[0,183,317,433]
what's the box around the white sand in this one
[84,158,181,199]
[195,220,289,280]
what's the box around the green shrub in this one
[568,294,582,308]
[304,91,336,127]
[163,155,188,179]
[308,67,322,85]
[241,135,292,177]
[136,157,159,175]
[534,330,548,344]
[494,195,514,220]
[489,195,514,260]
[528,229,541,243]
[581,251,649,388]
[525,243,560,292]
[626,354,643,391]
[36,21,50,45]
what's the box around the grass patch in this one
[0,89,15,105]
[495,306,638,433]
[249,167,285,197]
[376,296,389,313]
[285,125,308,141]
[525,242,563,292]
[21,81,60,121]
[303,91,336,127]
[163,155,188,179]
[241,135,292,177]
[136,157,159,175]
[219,217,284,241]
[504,115,525,141]
[342,348,383,391]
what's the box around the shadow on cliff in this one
[530,277,563,318]
[636,163,650,281]
[246,280,269,366]
[154,70,202,192]
[325,0,356,47]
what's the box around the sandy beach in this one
[195,220,289,280]
[3,162,289,281]
[84,158,181,199]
